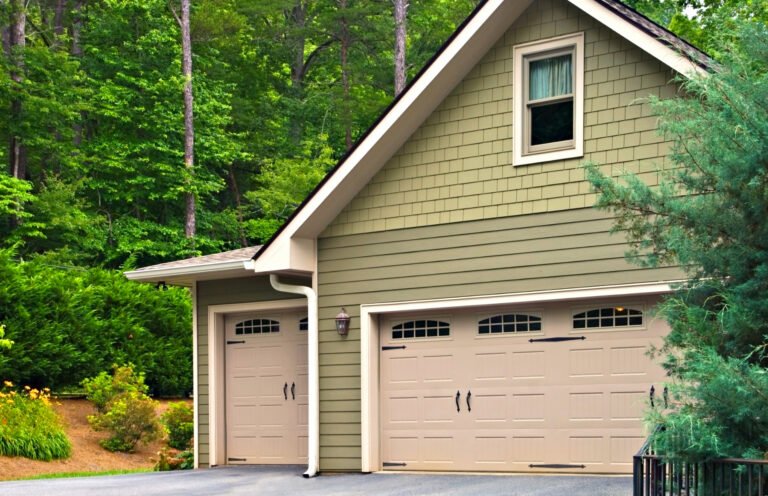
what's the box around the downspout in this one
[269,274,319,478]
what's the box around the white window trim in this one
[514,33,585,166]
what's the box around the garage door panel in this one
[380,297,667,473]
[225,311,307,464]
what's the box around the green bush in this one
[84,366,161,452]
[153,447,194,471]
[0,381,71,460]
[89,391,161,452]
[161,401,193,450]
[82,364,149,413]
[0,248,192,396]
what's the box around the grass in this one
[15,468,152,481]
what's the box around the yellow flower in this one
[43,387,50,392]
[2,381,12,388]
[23,385,30,391]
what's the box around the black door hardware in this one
[529,463,585,469]
[466,390,472,412]
[528,336,586,343]
[228,457,247,462]
[283,382,288,401]
[455,391,461,412]
[291,382,296,400]
[382,345,407,350]
[383,462,407,467]
[226,340,245,345]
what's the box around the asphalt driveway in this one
[0,465,631,495]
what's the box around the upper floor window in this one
[235,319,280,335]
[478,314,542,334]
[514,33,584,166]
[392,320,450,340]
[573,307,643,329]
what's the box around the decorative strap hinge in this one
[529,463,586,469]
[383,462,407,467]
[381,345,407,351]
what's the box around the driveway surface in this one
[0,465,631,495]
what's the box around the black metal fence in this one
[634,436,768,496]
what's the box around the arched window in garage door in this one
[234,319,280,335]
[572,307,643,329]
[477,313,542,334]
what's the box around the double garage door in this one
[380,296,667,474]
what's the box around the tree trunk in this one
[393,0,408,97]
[8,0,26,180]
[339,0,352,150]
[288,1,306,145]
[181,0,195,239]
[71,0,83,57]
[54,0,66,38]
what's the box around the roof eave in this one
[125,259,254,284]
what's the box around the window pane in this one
[529,54,572,100]
[531,100,573,145]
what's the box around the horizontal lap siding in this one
[196,276,306,467]
[316,209,681,470]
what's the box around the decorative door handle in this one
[283,382,288,401]
[291,382,296,400]
[455,391,461,412]
[466,390,472,412]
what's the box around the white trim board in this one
[359,281,676,472]
[206,299,307,467]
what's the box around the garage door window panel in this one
[234,318,280,335]
[572,307,643,330]
[478,314,542,335]
[391,320,450,340]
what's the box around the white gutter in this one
[268,274,319,478]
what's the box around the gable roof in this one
[125,0,711,283]
[246,0,709,275]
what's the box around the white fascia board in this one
[569,0,706,77]
[124,259,252,283]
[253,0,533,270]
[361,280,681,314]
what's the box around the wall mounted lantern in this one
[335,308,350,336]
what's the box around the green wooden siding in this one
[195,276,306,467]
[317,208,680,470]
[321,0,677,239]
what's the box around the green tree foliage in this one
[586,25,768,460]
[0,248,192,396]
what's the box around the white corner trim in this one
[568,0,706,77]
[191,283,199,468]
[206,299,306,467]
[359,280,678,471]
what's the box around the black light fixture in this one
[335,308,350,336]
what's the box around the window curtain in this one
[529,54,572,100]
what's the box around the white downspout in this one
[269,274,319,478]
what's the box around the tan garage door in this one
[380,296,667,474]
[225,311,308,464]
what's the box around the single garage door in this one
[380,296,667,474]
[225,311,308,464]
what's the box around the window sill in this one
[513,146,583,166]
